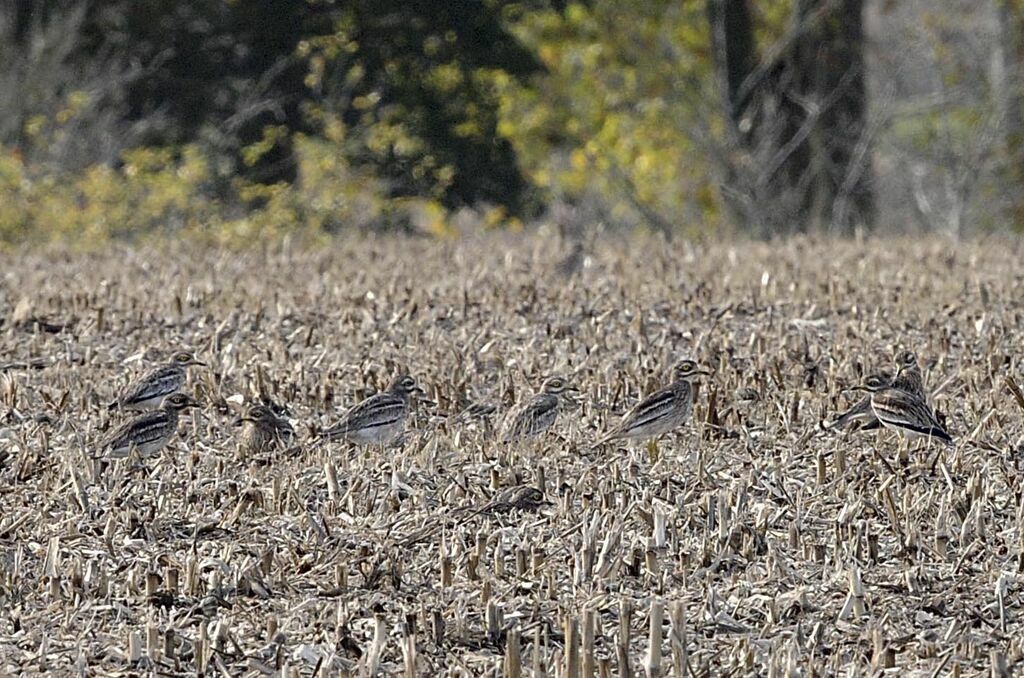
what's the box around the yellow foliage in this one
[490,0,733,232]
[0,114,458,249]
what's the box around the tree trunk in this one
[998,0,1024,225]
[795,0,874,234]
[708,0,875,235]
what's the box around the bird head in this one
[854,374,890,393]
[540,375,578,396]
[162,393,200,410]
[389,374,425,398]
[673,359,711,382]
[895,349,918,371]
[236,404,274,426]
[171,351,206,368]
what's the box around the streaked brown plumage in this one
[234,404,296,455]
[857,374,952,445]
[474,485,551,516]
[829,371,891,431]
[108,351,205,411]
[500,376,577,442]
[893,349,925,399]
[593,359,709,447]
[102,393,199,458]
[322,375,424,446]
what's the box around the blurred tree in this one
[5,0,541,219]
[308,0,543,218]
[492,1,724,236]
[709,0,875,234]
[999,0,1024,227]
[86,1,323,190]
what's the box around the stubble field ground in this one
[2,233,1024,676]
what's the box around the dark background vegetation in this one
[1,0,1023,244]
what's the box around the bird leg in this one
[869,445,898,476]
[895,435,912,468]
[646,439,660,464]
[927,441,946,475]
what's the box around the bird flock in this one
[101,347,952,470]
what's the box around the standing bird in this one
[500,376,578,442]
[101,393,199,458]
[892,349,926,398]
[234,404,296,455]
[322,375,423,446]
[593,359,710,447]
[857,374,953,445]
[108,351,206,411]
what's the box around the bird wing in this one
[618,384,686,433]
[103,409,173,449]
[871,388,952,443]
[458,401,498,420]
[324,392,406,438]
[273,416,296,440]
[500,394,558,441]
[112,365,182,407]
[830,395,877,429]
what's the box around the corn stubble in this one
[0,234,1022,675]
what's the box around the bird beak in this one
[697,369,714,377]
[192,360,208,367]
[232,416,246,427]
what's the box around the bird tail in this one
[318,425,348,443]
[928,427,954,446]
[824,413,883,432]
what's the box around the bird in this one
[829,371,891,431]
[450,399,499,437]
[321,375,424,446]
[108,351,206,411]
[402,484,553,547]
[101,393,199,458]
[892,349,926,398]
[554,241,585,278]
[499,375,578,442]
[857,374,953,445]
[234,404,296,455]
[829,350,926,432]
[593,359,710,447]
[473,485,552,516]
[461,401,499,422]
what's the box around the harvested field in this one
[3,234,1024,675]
